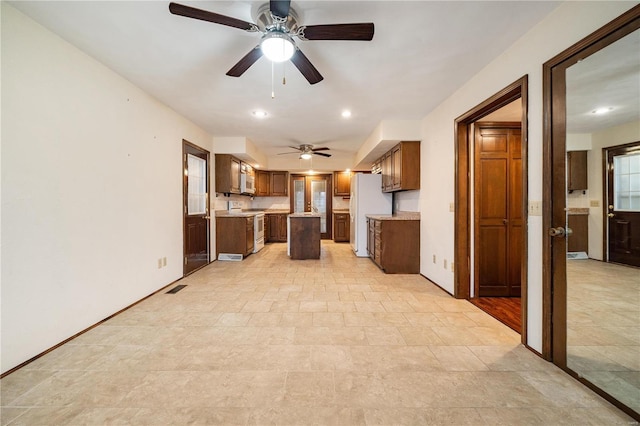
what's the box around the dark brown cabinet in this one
[289,216,321,259]
[567,150,588,191]
[215,154,241,194]
[333,212,350,242]
[567,214,588,253]
[216,216,254,258]
[266,213,288,242]
[270,171,289,196]
[374,141,420,193]
[366,217,419,273]
[333,171,353,197]
[256,170,270,196]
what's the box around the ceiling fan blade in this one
[288,146,302,151]
[290,49,323,85]
[169,3,256,31]
[311,147,330,151]
[270,0,290,19]
[313,152,332,158]
[277,151,299,155]
[226,46,263,77]
[301,23,375,41]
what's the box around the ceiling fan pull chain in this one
[283,62,287,85]
[271,61,275,99]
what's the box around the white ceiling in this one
[567,28,640,134]
[11,0,562,171]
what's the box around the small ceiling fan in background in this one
[278,144,332,159]
[169,0,374,84]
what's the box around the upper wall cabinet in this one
[373,141,420,193]
[215,154,241,194]
[255,170,289,197]
[334,171,353,197]
[256,170,270,196]
[567,150,588,192]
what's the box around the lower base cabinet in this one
[266,213,288,242]
[367,218,420,273]
[216,216,254,258]
[333,212,350,242]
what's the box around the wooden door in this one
[183,141,210,275]
[606,142,640,267]
[475,123,522,297]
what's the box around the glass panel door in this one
[310,179,327,233]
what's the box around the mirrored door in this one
[548,11,640,419]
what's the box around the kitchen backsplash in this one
[212,194,349,211]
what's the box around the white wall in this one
[1,4,212,373]
[415,1,636,353]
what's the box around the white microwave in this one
[241,173,255,194]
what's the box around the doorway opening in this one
[290,174,333,239]
[183,140,210,276]
[454,76,528,341]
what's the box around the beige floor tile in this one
[0,242,632,425]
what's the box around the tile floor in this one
[1,242,634,425]
[567,258,640,414]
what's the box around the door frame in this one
[182,140,210,276]
[290,173,333,239]
[542,5,639,420]
[454,76,528,345]
[603,141,640,264]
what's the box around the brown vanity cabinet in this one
[366,217,419,273]
[216,216,254,258]
[567,214,588,253]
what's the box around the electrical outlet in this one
[157,258,162,269]
[443,259,447,269]
[590,199,599,207]
[432,254,436,264]
[163,257,167,267]
[528,201,542,216]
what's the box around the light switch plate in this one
[449,202,455,212]
[529,201,542,216]
[590,199,599,207]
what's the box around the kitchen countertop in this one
[289,213,322,218]
[366,211,421,221]
[333,209,349,214]
[215,210,261,217]
[567,207,589,215]
[264,209,290,214]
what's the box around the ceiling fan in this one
[168,1,374,84]
[278,144,332,159]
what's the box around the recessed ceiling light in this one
[341,110,352,118]
[252,110,267,118]
[592,107,614,115]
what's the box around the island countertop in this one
[288,212,322,218]
[365,211,421,221]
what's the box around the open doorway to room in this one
[454,77,528,340]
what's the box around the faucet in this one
[312,206,318,213]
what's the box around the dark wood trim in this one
[182,140,211,276]
[542,4,639,420]
[0,276,183,379]
[454,76,528,346]
[420,273,454,297]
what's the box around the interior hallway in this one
[0,242,632,425]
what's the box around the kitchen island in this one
[288,213,321,260]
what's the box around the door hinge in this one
[184,256,187,265]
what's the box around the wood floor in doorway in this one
[470,297,521,334]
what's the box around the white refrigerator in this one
[349,173,393,257]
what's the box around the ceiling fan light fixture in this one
[300,152,312,160]
[261,32,295,62]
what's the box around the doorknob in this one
[608,213,615,218]
[549,227,566,237]
[502,219,508,225]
